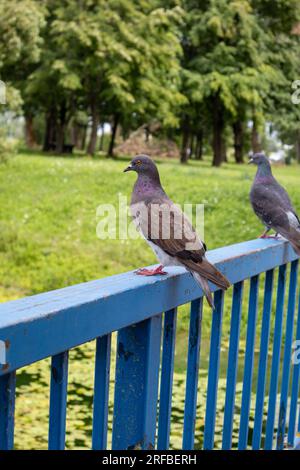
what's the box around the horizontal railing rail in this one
[0,238,299,450]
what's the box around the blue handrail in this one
[0,238,299,450]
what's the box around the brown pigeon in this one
[124,154,230,308]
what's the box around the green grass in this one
[15,339,269,450]
[1,151,300,339]
[1,151,300,449]
[2,151,300,303]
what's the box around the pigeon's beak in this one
[123,164,134,172]
[248,158,254,164]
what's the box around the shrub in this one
[0,136,16,164]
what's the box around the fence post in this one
[112,315,162,450]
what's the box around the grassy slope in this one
[2,152,300,302]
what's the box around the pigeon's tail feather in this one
[184,257,230,291]
[280,227,300,256]
[290,239,300,256]
[192,272,214,309]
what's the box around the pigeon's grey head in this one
[124,155,159,179]
[248,152,270,167]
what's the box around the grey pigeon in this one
[249,152,300,255]
[124,154,230,308]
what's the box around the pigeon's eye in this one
[136,160,142,166]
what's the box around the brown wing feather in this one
[179,257,230,290]
[136,200,230,290]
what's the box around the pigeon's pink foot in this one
[135,265,167,276]
[259,232,279,239]
[264,235,279,239]
[259,232,268,239]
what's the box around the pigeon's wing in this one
[270,180,295,211]
[136,200,230,290]
[251,184,284,227]
[251,184,300,239]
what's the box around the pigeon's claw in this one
[258,228,271,239]
[135,265,167,276]
[264,234,280,239]
[259,230,279,239]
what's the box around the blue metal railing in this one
[0,238,300,450]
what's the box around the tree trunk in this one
[24,113,36,149]
[43,109,56,152]
[233,120,244,163]
[107,113,120,157]
[55,102,67,154]
[72,123,81,148]
[99,124,104,151]
[180,116,190,164]
[195,129,203,160]
[145,125,150,143]
[212,94,224,167]
[251,117,261,153]
[87,103,99,155]
[222,137,228,162]
[56,122,65,154]
[190,135,195,159]
[81,125,87,151]
[43,116,51,151]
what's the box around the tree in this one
[0,0,45,114]
[44,0,184,155]
[180,0,282,166]
[252,0,300,160]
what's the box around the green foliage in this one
[0,132,16,164]
[25,0,184,135]
[0,0,45,111]
[1,0,300,161]
[178,0,300,165]
[0,0,44,68]
[183,1,284,121]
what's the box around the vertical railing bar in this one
[144,315,163,448]
[238,275,259,450]
[265,264,287,449]
[287,292,300,446]
[277,260,299,449]
[48,351,69,450]
[203,290,224,450]
[0,372,16,450]
[222,281,244,450]
[92,334,111,450]
[182,298,203,450]
[252,269,274,450]
[112,316,162,450]
[157,308,177,450]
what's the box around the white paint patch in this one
[287,211,300,230]
[0,340,6,364]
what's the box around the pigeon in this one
[124,154,230,308]
[249,152,300,255]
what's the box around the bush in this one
[0,137,16,164]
